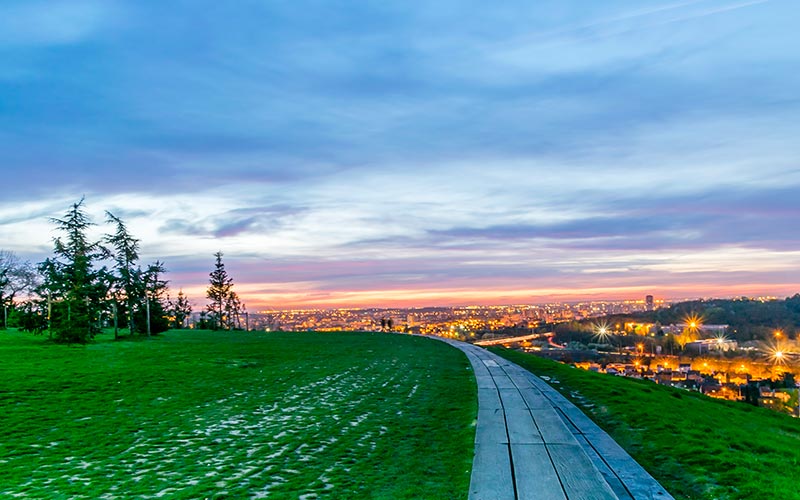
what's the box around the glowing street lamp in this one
[767,344,788,366]
[593,321,611,342]
[684,313,702,333]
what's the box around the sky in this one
[1,0,799,310]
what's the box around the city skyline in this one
[2,1,799,310]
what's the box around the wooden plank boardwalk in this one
[437,339,674,500]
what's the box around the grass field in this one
[0,330,476,499]
[491,347,800,500]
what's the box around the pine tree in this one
[39,199,107,343]
[207,252,232,329]
[136,261,170,335]
[104,212,141,338]
[206,252,244,330]
[225,289,245,330]
[171,289,193,329]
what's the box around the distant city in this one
[189,298,671,333]
[187,295,784,334]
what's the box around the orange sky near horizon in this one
[179,282,798,311]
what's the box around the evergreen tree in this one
[206,252,232,329]
[197,310,211,330]
[39,199,107,343]
[225,289,245,330]
[17,300,48,334]
[135,261,170,335]
[170,289,192,329]
[206,252,244,330]
[104,212,141,338]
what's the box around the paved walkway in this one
[438,339,674,500]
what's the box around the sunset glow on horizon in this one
[180,280,796,311]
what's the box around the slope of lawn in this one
[490,347,800,500]
[0,330,476,499]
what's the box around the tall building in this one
[645,295,654,311]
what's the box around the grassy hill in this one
[491,347,800,500]
[0,330,476,499]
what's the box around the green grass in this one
[491,347,800,500]
[0,330,476,499]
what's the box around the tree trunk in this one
[128,298,135,335]
[146,296,151,337]
[113,301,118,340]
[47,293,52,339]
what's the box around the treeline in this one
[647,297,800,340]
[602,296,800,341]
[0,199,245,343]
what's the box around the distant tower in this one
[645,295,654,311]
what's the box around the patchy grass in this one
[0,330,476,499]
[490,347,800,500]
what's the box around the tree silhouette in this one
[206,252,244,330]
[0,250,37,329]
[171,289,193,329]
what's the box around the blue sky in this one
[1,0,799,309]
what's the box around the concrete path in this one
[438,339,674,500]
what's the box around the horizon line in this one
[243,293,788,313]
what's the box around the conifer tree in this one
[39,199,107,343]
[207,252,232,330]
[136,260,170,335]
[206,252,244,330]
[226,290,245,330]
[104,212,141,337]
[170,289,192,329]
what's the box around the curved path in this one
[438,339,674,500]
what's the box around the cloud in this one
[160,204,308,239]
[655,0,770,26]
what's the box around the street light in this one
[684,313,702,333]
[593,321,611,342]
[768,346,787,366]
